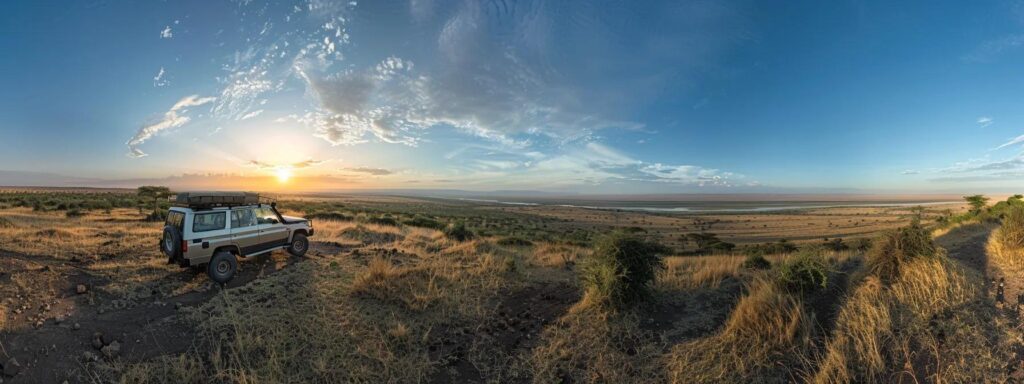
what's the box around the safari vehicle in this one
[160,192,313,283]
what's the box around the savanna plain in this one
[3,188,1024,383]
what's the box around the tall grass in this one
[811,257,1007,383]
[666,276,814,383]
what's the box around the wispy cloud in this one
[901,169,919,175]
[246,159,328,170]
[160,26,173,39]
[153,67,168,87]
[126,95,215,157]
[339,167,394,176]
[996,134,1024,150]
[977,116,993,128]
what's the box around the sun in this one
[274,167,292,183]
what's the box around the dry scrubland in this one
[1,191,1023,383]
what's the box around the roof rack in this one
[172,191,271,209]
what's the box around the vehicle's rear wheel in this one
[288,233,308,257]
[207,251,237,284]
[162,225,182,264]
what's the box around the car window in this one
[256,207,279,224]
[231,208,257,228]
[193,212,226,232]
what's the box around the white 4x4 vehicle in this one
[160,192,314,283]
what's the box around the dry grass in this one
[811,257,1008,383]
[989,207,1024,271]
[666,276,815,383]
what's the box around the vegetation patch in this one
[741,254,771,270]
[865,221,938,283]
[496,236,534,247]
[443,222,474,242]
[775,249,831,294]
[340,224,402,245]
[579,231,667,309]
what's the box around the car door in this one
[256,206,290,249]
[230,207,261,254]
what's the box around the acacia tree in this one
[137,186,172,219]
[963,195,990,215]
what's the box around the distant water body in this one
[453,198,961,213]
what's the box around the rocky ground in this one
[0,245,309,383]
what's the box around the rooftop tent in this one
[173,191,261,208]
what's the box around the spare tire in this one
[162,225,182,262]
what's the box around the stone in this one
[72,323,80,330]
[100,341,120,359]
[101,333,114,346]
[2,357,20,377]
[91,332,104,350]
[75,284,87,294]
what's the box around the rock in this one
[72,323,80,330]
[91,332,104,350]
[75,284,87,294]
[54,317,63,324]
[2,357,20,377]
[101,333,114,346]
[174,302,182,310]
[100,341,120,359]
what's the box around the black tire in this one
[207,251,238,284]
[288,233,309,257]
[162,225,182,263]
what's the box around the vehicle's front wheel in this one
[288,233,308,257]
[207,251,238,284]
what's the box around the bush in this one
[866,221,937,283]
[0,216,14,228]
[580,231,668,308]
[851,237,872,251]
[775,249,830,294]
[444,222,474,242]
[741,254,771,270]
[496,236,534,247]
[65,208,84,218]
[308,212,353,221]
[366,216,399,226]
[822,238,849,251]
[401,216,443,229]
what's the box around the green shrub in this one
[580,231,668,308]
[401,216,443,229]
[822,238,848,251]
[444,222,474,242]
[308,212,353,221]
[497,236,534,247]
[741,254,771,270]
[366,216,399,226]
[851,237,872,251]
[775,249,830,294]
[866,221,937,283]
[65,208,84,218]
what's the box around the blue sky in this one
[1,0,1023,193]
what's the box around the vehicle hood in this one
[281,215,308,224]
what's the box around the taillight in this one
[182,240,188,253]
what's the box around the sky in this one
[1,0,1023,194]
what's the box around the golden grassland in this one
[2,196,1023,383]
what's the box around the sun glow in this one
[274,167,292,183]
